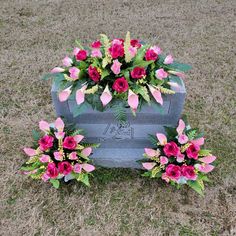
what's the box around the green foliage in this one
[166,61,192,72]
[151,166,161,178]
[164,126,178,140]
[100,34,111,68]
[133,44,150,65]
[32,130,41,141]
[134,86,150,104]
[148,134,158,147]
[199,149,212,156]
[186,129,197,140]
[50,179,60,189]
[76,173,90,186]
[112,103,127,124]
[187,180,204,196]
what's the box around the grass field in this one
[0,0,235,235]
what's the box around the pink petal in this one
[42,173,50,182]
[55,131,65,139]
[39,120,50,132]
[144,148,157,157]
[76,85,87,105]
[69,67,80,80]
[111,59,122,75]
[128,89,139,112]
[155,69,168,79]
[53,151,63,161]
[151,46,162,54]
[128,46,137,58]
[156,133,167,145]
[164,54,173,64]
[100,85,112,106]
[54,117,64,132]
[178,134,189,144]
[198,164,215,173]
[23,148,36,156]
[148,85,163,105]
[39,154,50,163]
[58,87,71,102]
[69,152,78,160]
[74,163,82,173]
[176,119,185,135]
[73,47,80,56]
[82,163,95,173]
[74,135,84,143]
[62,56,72,67]
[192,137,205,146]
[176,153,185,163]
[160,156,168,165]
[199,155,216,164]
[81,147,92,156]
[91,49,102,58]
[142,162,156,170]
[51,67,65,73]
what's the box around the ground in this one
[0,0,235,235]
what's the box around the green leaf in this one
[77,173,90,186]
[132,60,153,68]
[164,126,178,140]
[112,103,127,124]
[133,44,150,65]
[198,149,212,156]
[166,61,192,72]
[32,130,41,141]
[142,171,152,177]
[186,129,197,140]
[101,69,110,79]
[151,166,161,178]
[20,165,37,171]
[50,179,60,189]
[148,134,158,147]
[187,180,204,196]
[134,86,150,104]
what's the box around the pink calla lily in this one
[74,135,84,143]
[111,59,122,75]
[81,147,92,156]
[82,163,95,172]
[176,119,185,135]
[91,48,102,58]
[156,133,167,145]
[58,86,72,102]
[128,89,139,112]
[160,156,168,165]
[178,134,188,144]
[155,68,168,80]
[142,162,156,170]
[199,155,216,164]
[69,152,78,160]
[100,85,112,107]
[144,148,158,157]
[73,47,80,55]
[192,137,205,146]
[76,85,87,105]
[39,154,50,163]
[51,67,65,73]
[54,117,64,132]
[39,120,50,132]
[62,56,72,67]
[148,85,163,105]
[128,46,137,58]
[164,54,173,64]
[196,164,215,173]
[23,148,37,156]
[74,163,82,173]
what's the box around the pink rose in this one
[186,143,200,160]
[88,65,101,82]
[39,154,50,163]
[91,40,102,48]
[109,43,124,59]
[155,69,168,80]
[181,165,197,180]
[58,161,73,175]
[74,163,82,173]
[46,163,59,179]
[130,67,146,79]
[112,77,129,93]
[112,38,124,45]
[165,164,181,181]
[69,67,80,80]
[145,49,158,61]
[160,156,168,165]
[111,59,122,75]
[163,141,180,157]
[63,136,77,150]
[130,39,141,48]
[178,134,189,144]
[164,54,173,64]
[91,48,102,58]
[62,56,72,67]
[76,50,87,61]
[38,135,54,151]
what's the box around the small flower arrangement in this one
[141,118,217,195]
[45,32,191,120]
[21,117,99,188]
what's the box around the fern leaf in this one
[112,104,127,124]
[135,86,150,103]
[124,31,132,63]
[157,86,175,94]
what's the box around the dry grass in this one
[0,0,235,235]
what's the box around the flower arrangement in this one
[141,118,217,195]
[21,117,99,188]
[46,32,191,121]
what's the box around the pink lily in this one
[111,59,122,75]
[69,152,78,160]
[148,85,163,105]
[160,156,168,165]
[39,154,50,163]
[42,173,50,182]
[58,86,72,102]
[155,68,168,80]
[178,134,189,144]
[195,164,215,173]
[69,67,80,80]
[76,85,87,105]
[73,47,80,56]
[91,48,102,58]
[142,162,156,170]
[144,148,158,157]
[54,117,64,132]
[177,119,185,135]
[74,163,82,173]
[176,153,185,162]
[100,85,112,107]
[39,120,50,133]
[82,164,95,172]
[23,148,37,157]
[199,155,216,164]
[161,173,170,183]
[62,56,73,67]
[81,147,92,156]
[53,151,63,161]
[156,133,167,145]
[128,46,137,58]
[128,89,139,112]
[192,137,205,146]
[74,134,84,143]
[55,131,65,139]
[150,46,162,54]
[164,55,173,64]
[51,67,65,73]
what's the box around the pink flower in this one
[142,162,156,170]
[69,67,80,80]
[130,39,141,48]
[88,65,101,82]
[74,163,82,173]
[46,163,59,179]
[164,54,173,64]
[178,134,189,144]
[155,69,168,80]
[130,67,146,79]
[156,133,167,145]
[112,77,129,93]
[39,120,50,133]
[181,165,197,180]
[111,59,122,75]
[195,164,215,173]
[128,89,139,112]
[42,173,50,182]
[165,164,181,181]
[145,49,158,61]
[73,135,84,143]
[186,143,200,160]
[176,119,185,135]
[38,135,54,151]
[91,40,101,48]
[150,46,162,55]
[55,117,64,132]
[148,85,163,105]
[76,85,87,105]
[100,85,112,106]
[163,141,180,157]
[53,151,63,161]
[199,155,216,164]
[81,147,92,156]
[23,148,37,156]
[176,153,185,163]
[160,156,168,165]
[62,56,73,67]
[39,154,50,163]
[109,43,124,59]
[69,152,78,160]
[91,48,102,58]
[128,46,137,58]
[82,163,95,172]
[63,136,77,150]
[76,50,87,61]
[58,161,73,175]
[112,38,124,45]
[144,148,158,157]
[51,67,65,73]
[73,47,80,56]
[58,86,72,102]
[161,173,170,183]
[191,137,205,146]
[55,131,65,139]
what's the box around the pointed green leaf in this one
[50,179,60,189]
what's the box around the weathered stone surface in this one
[51,80,186,168]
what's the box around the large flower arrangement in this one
[141,118,217,195]
[21,117,99,188]
[46,32,191,120]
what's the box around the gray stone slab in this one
[51,80,186,168]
